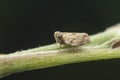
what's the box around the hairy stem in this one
[0,24,120,78]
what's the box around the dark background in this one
[1,0,120,80]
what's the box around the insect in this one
[54,31,90,47]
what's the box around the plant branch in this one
[0,24,120,78]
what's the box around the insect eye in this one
[57,33,63,38]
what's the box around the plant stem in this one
[0,24,120,78]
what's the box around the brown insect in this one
[54,31,90,47]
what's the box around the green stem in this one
[0,24,120,78]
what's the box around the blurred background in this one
[1,0,120,80]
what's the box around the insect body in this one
[54,31,90,47]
